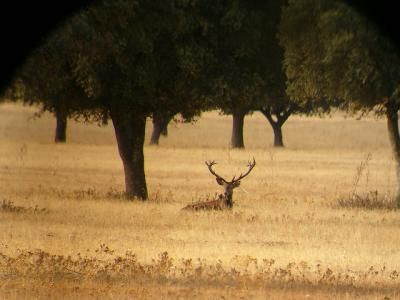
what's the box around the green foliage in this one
[279,0,400,112]
[8,0,224,199]
[10,0,213,124]
[196,0,288,115]
[9,14,102,122]
[9,0,301,122]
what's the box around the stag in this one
[182,158,256,210]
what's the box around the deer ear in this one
[234,181,241,187]
[216,178,225,185]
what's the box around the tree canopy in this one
[191,0,290,148]
[279,0,400,205]
[10,0,367,200]
[11,0,215,200]
[280,0,400,109]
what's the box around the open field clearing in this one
[1,103,400,299]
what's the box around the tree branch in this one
[277,105,294,125]
[259,106,276,126]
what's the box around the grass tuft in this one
[335,153,397,210]
[336,190,395,210]
[1,199,48,214]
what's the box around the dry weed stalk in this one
[336,154,395,209]
[350,153,372,197]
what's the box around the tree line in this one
[2,0,400,206]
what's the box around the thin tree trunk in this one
[111,111,148,200]
[231,111,245,148]
[149,114,171,145]
[161,125,168,137]
[54,111,67,143]
[272,123,284,147]
[149,120,164,145]
[260,106,293,148]
[385,102,400,207]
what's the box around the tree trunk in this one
[161,125,168,137]
[111,111,148,200]
[260,106,293,148]
[386,102,400,207]
[149,120,164,145]
[231,111,245,148]
[149,114,171,145]
[54,111,67,143]
[272,123,284,147]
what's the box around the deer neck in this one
[224,192,233,208]
[222,186,234,208]
[222,181,240,208]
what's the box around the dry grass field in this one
[1,102,400,299]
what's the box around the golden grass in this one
[0,103,399,299]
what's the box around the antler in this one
[205,160,228,184]
[232,158,256,182]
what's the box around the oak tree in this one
[12,0,211,200]
[279,0,400,206]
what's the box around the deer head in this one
[205,158,256,208]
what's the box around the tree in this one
[256,4,293,148]
[279,0,400,206]
[180,0,265,148]
[257,0,340,148]
[9,43,89,144]
[146,0,294,149]
[4,17,99,144]
[203,0,299,149]
[223,1,277,149]
[260,104,293,148]
[11,0,212,200]
[54,111,68,143]
[260,96,338,147]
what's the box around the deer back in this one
[181,197,227,211]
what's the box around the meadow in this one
[0,103,399,299]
